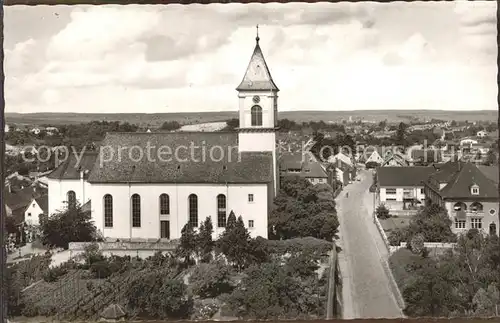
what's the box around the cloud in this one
[46,6,161,61]
[383,33,435,66]
[454,1,496,55]
[4,3,497,113]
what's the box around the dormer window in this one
[471,184,479,195]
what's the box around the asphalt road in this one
[336,169,403,319]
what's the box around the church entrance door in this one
[161,221,170,239]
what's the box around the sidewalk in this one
[335,188,358,319]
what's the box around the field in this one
[6,109,498,127]
[179,121,228,132]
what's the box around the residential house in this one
[280,152,330,186]
[5,186,48,227]
[328,152,353,168]
[45,127,59,136]
[30,127,42,135]
[359,147,385,166]
[460,137,478,146]
[332,159,355,187]
[423,161,499,236]
[5,124,10,133]
[476,130,488,138]
[408,149,443,166]
[382,152,410,167]
[376,166,435,210]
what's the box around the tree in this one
[176,223,197,266]
[226,261,323,319]
[128,273,193,319]
[405,205,457,244]
[196,217,214,263]
[160,121,181,131]
[402,257,460,317]
[409,234,425,255]
[5,216,18,234]
[446,230,500,313]
[396,122,408,147]
[222,118,239,131]
[270,177,339,241]
[376,204,391,219]
[41,203,98,249]
[472,284,500,316]
[216,212,268,271]
[188,261,234,298]
[484,150,498,166]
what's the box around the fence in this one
[390,210,418,217]
[390,242,457,254]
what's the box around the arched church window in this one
[67,191,76,208]
[188,194,198,228]
[251,105,263,126]
[217,194,227,227]
[160,194,170,215]
[131,194,141,227]
[104,194,113,227]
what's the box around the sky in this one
[4,1,498,113]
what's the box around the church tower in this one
[236,26,279,196]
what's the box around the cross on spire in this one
[256,24,260,43]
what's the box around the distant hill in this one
[5,110,498,127]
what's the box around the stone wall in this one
[68,239,180,252]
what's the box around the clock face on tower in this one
[253,96,260,104]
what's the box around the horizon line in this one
[5,109,499,115]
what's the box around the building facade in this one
[376,166,435,210]
[424,161,499,236]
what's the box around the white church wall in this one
[89,183,269,240]
[238,132,276,152]
[48,178,91,215]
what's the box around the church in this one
[47,30,280,240]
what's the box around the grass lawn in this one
[380,216,411,233]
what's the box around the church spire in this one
[236,26,279,92]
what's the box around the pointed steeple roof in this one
[236,27,279,92]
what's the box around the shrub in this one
[388,228,409,247]
[376,204,391,219]
[43,264,70,282]
[189,261,234,298]
[409,234,425,255]
[90,260,121,279]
